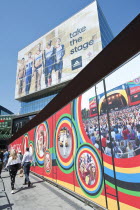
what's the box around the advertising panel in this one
[0,116,12,140]
[15,1,102,99]
[89,96,97,117]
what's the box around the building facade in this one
[0,105,13,115]
[0,106,13,149]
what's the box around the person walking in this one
[3,149,9,170]
[18,151,23,161]
[21,147,32,187]
[18,151,23,177]
[0,150,4,178]
[6,149,21,194]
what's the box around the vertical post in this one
[95,85,108,209]
[71,100,76,193]
[103,79,120,210]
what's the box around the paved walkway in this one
[0,170,103,210]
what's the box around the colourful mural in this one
[10,55,140,210]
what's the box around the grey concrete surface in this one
[0,170,103,210]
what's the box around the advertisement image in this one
[57,127,72,158]
[81,55,140,160]
[78,152,97,186]
[15,1,102,99]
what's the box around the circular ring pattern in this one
[22,134,29,154]
[29,140,35,166]
[29,140,34,155]
[75,144,103,197]
[54,114,78,172]
[34,121,49,166]
[44,149,52,174]
[72,97,91,144]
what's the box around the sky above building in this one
[0,0,139,114]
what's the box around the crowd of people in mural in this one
[83,104,140,158]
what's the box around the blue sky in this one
[0,0,139,114]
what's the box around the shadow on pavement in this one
[0,195,6,198]
[14,185,36,194]
[0,203,14,210]
[31,180,44,185]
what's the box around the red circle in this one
[36,124,48,159]
[22,136,29,154]
[77,149,98,188]
[56,123,74,162]
[44,151,52,174]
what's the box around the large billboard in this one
[15,1,102,99]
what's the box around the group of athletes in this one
[17,38,65,96]
[83,104,140,158]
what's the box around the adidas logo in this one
[73,60,81,67]
[71,56,82,70]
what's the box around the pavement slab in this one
[0,170,103,210]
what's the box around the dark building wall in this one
[0,105,13,115]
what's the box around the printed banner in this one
[15,1,102,99]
